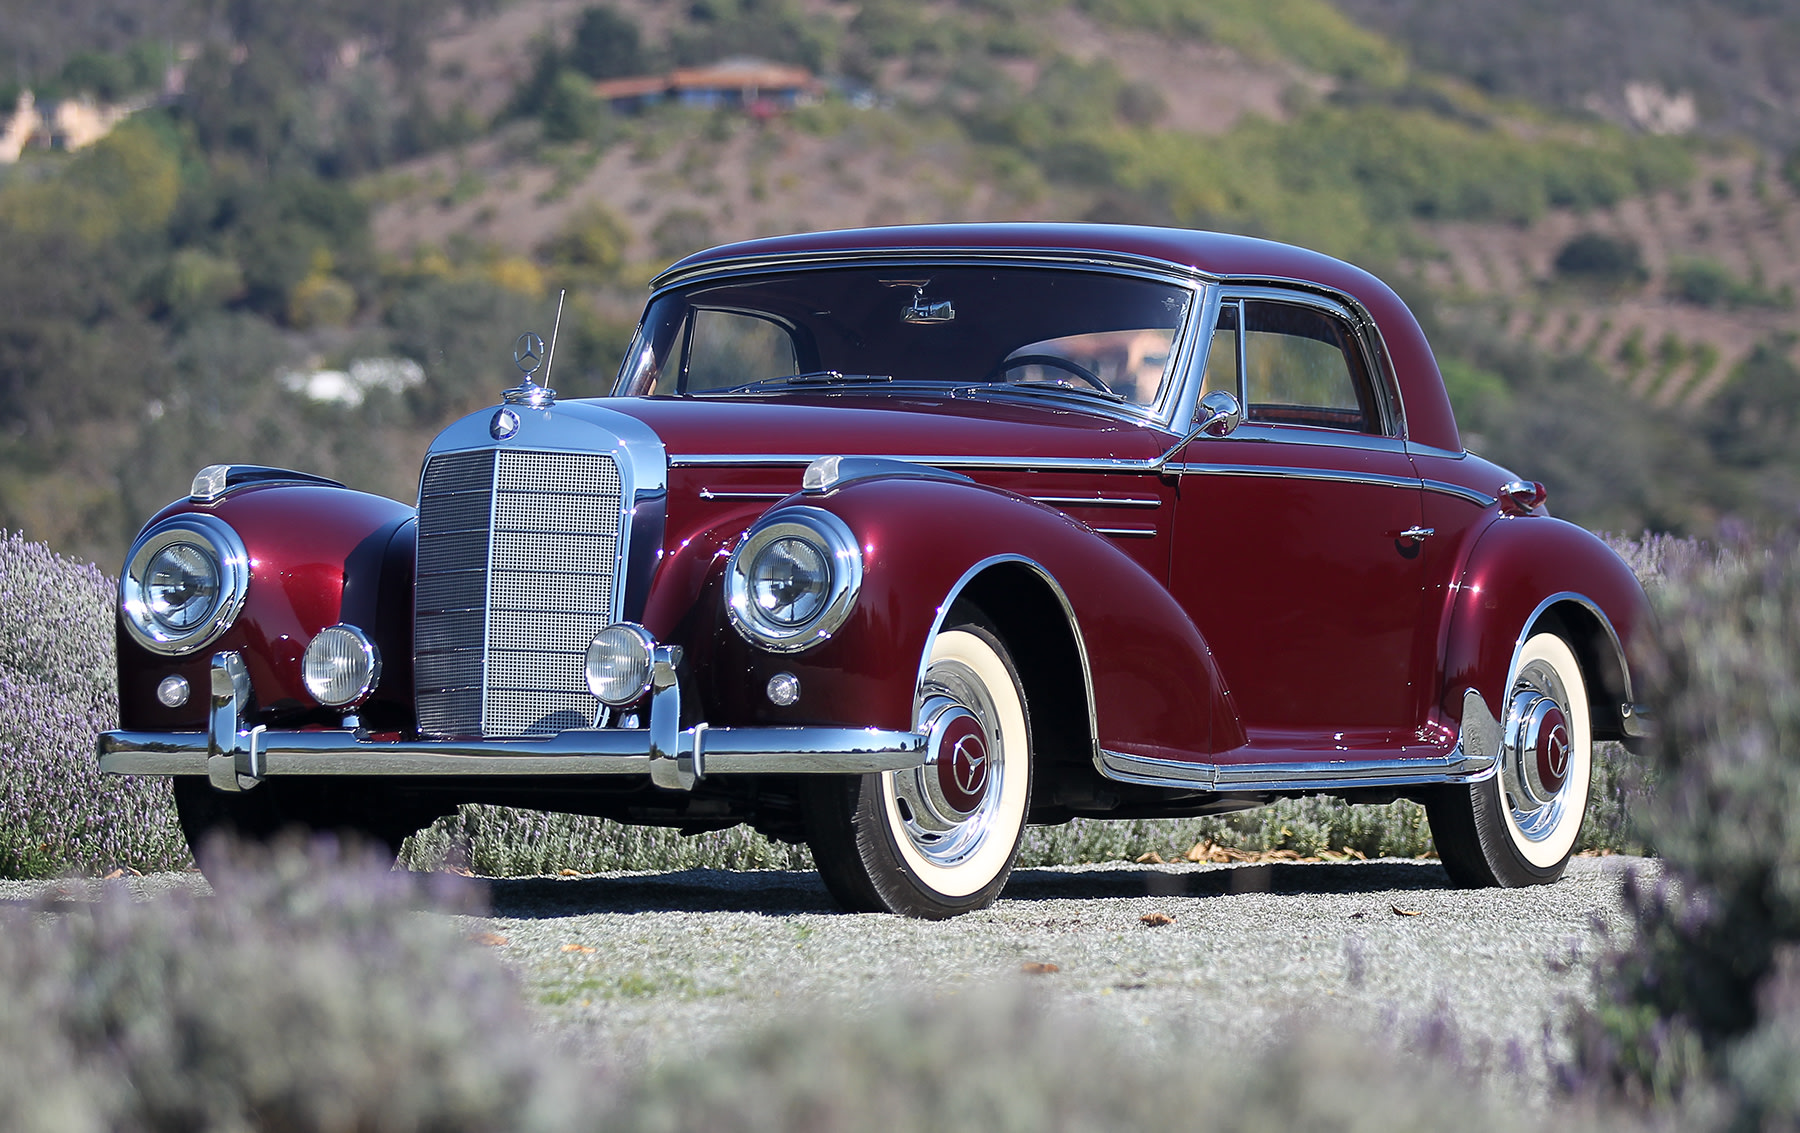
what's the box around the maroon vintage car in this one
[99,224,1649,918]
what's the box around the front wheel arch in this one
[940,561,1097,791]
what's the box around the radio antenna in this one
[541,290,567,391]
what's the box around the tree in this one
[567,5,647,79]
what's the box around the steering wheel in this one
[987,353,1110,393]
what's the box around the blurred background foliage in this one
[0,0,1797,565]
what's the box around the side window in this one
[683,309,798,392]
[1242,300,1379,433]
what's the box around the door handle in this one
[1399,526,1435,542]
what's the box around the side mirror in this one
[1196,389,1243,438]
[1148,389,1245,471]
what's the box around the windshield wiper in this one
[703,371,894,395]
[993,377,1126,402]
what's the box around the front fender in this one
[697,476,1232,760]
[1440,516,1650,744]
[116,484,416,733]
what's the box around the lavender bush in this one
[1,836,1624,1133]
[0,532,186,877]
[610,990,1578,1133]
[1564,536,1800,1124]
[0,836,595,1132]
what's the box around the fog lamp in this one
[302,624,381,708]
[586,623,656,707]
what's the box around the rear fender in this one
[1441,517,1649,746]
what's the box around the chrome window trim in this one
[651,248,1221,293]
[1168,284,1227,436]
[1193,423,1411,454]
[1406,440,1469,461]
[120,513,252,657]
[1213,280,1407,441]
[622,256,1212,431]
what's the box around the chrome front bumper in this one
[98,652,928,794]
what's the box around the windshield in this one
[614,265,1196,411]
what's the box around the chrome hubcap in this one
[1500,659,1574,842]
[890,661,1006,867]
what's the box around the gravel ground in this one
[468,855,1645,1082]
[2,855,1646,1091]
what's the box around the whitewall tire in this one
[1428,632,1593,887]
[803,622,1032,918]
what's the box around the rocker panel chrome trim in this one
[1096,744,1497,793]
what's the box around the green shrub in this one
[1554,233,1647,288]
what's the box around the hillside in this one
[2,0,1799,566]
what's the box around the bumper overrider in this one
[98,650,931,794]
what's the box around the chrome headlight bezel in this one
[120,514,251,656]
[725,507,863,653]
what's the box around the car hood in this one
[586,392,1171,465]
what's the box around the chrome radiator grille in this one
[414,448,624,738]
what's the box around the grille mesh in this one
[413,447,624,738]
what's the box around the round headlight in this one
[726,508,862,652]
[302,624,381,708]
[586,623,655,707]
[121,515,250,656]
[749,536,830,626]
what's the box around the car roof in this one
[653,223,1461,452]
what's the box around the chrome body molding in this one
[1422,479,1497,507]
[1028,494,1162,509]
[1094,527,1157,538]
[1096,741,1497,794]
[104,652,926,788]
[190,464,345,503]
[802,454,973,493]
[1166,463,1422,493]
[699,488,792,501]
[1098,684,1502,794]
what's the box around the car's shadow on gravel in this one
[482,860,1453,919]
[1003,860,1452,901]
